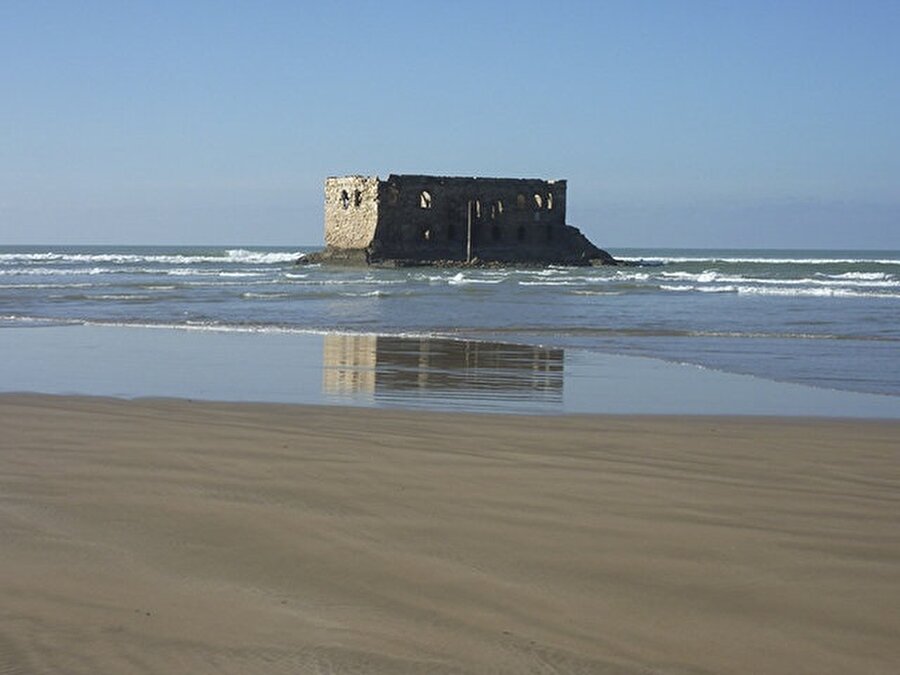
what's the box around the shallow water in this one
[1,245,899,399]
[3,324,899,418]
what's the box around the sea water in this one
[1,245,898,412]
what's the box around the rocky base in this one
[300,224,624,268]
[300,249,624,268]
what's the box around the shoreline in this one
[4,389,900,422]
[2,393,899,673]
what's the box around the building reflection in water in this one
[322,334,564,411]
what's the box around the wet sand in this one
[1,394,898,674]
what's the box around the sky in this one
[2,0,898,249]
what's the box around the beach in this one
[2,394,898,674]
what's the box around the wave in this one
[820,271,891,281]
[339,290,389,297]
[0,266,116,276]
[224,249,303,264]
[620,255,900,265]
[46,293,159,302]
[0,265,272,278]
[660,284,900,298]
[658,270,899,288]
[448,273,505,285]
[0,249,304,266]
[240,292,292,299]
[0,282,96,289]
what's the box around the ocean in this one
[1,245,899,412]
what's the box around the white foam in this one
[619,255,900,265]
[0,266,117,276]
[339,290,387,297]
[218,271,267,278]
[90,294,154,301]
[663,284,900,298]
[657,270,899,288]
[224,249,303,264]
[822,271,891,281]
[0,249,305,266]
[448,273,504,285]
[1,282,95,289]
[518,280,583,286]
[241,292,291,299]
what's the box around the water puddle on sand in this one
[1,324,899,418]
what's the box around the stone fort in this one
[315,174,616,266]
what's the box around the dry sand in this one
[1,394,898,674]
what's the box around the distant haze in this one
[2,1,898,249]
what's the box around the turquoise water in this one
[1,245,898,401]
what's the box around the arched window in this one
[387,186,399,206]
[353,190,362,207]
[340,190,350,209]
[516,193,526,210]
[546,193,553,210]
[419,190,432,209]
[533,193,543,209]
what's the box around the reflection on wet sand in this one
[323,334,564,411]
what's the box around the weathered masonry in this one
[312,175,617,266]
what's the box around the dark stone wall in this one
[371,175,569,262]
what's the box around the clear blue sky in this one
[2,0,898,248]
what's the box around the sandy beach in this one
[1,394,898,674]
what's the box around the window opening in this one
[419,190,432,209]
[340,190,350,209]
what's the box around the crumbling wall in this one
[317,174,615,266]
[324,176,379,250]
[372,175,569,262]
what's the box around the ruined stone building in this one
[313,175,616,266]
